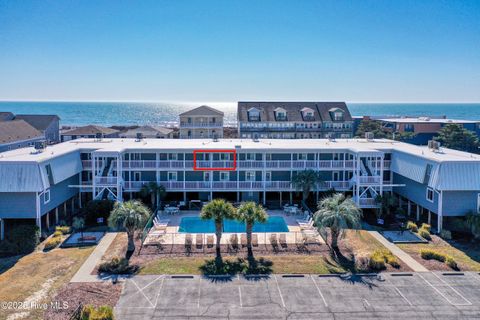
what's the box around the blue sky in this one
[0,0,479,102]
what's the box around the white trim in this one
[44,189,51,204]
[426,187,434,203]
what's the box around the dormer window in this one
[329,108,344,121]
[301,107,315,121]
[274,107,287,121]
[247,107,261,121]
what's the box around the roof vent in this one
[428,140,440,151]
[136,132,143,141]
[327,133,336,142]
[252,134,259,142]
[95,132,103,141]
[365,132,374,141]
[32,140,47,153]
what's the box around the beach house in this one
[179,105,224,139]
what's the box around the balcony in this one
[180,122,223,128]
[94,176,120,186]
[358,176,381,184]
[122,180,352,191]
[368,160,392,170]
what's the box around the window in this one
[246,171,255,181]
[477,194,480,214]
[220,172,229,181]
[220,153,229,160]
[265,153,272,161]
[169,153,177,161]
[404,124,414,132]
[265,171,272,181]
[424,164,433,184]
[298,153,307,160]
[334,111,344,121]
[246,153,255,161]
[168,172,177,181]
[131,153,141,160]
[133,172,141,181]
[426,188,434,202]
[247,108,261,121]
[44,189,50,204]
[204,172,210,181]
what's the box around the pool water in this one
[178,216,289,233]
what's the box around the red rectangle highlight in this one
[193,149,237,171]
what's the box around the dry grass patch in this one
[139,254,347,275]
[0,246,94,320]
[398,235,480,271]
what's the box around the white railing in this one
[115,160,356,170]
[357,198,378,207]
[368,160,391,170]
[180,122,223,128]
[358,176,381,184]
[122,180,352,191]
[95,177,119,185]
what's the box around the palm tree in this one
[375,193,396,219]
[200,199,237,258]
[140,182,166,209]
[314,193,362,249]
[237,202,268,257]
[291,170,320,202]
[108,200,151,254]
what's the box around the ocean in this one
[0,101,479,127]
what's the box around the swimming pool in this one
[178,216,289,233]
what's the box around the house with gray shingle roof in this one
[15,114,60,143]
[120,125,174,139]
[0,120,44,152]
[61,125,120,142]
[237,101,353,139]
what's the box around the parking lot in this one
[115,272,480,319]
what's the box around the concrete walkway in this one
[368,231,429,272]
[70,232,118,282]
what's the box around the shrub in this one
[369,250,387,270]
[368,249,400,270]
[406,221,418,232]
[98,257,139,274]
[420,249,446,262]
[419,228,432,240]
[81,304,114,320]
[0,225,40,254]
[43,236,62,251]
[440,229,452,240]
[81,200,114,226]
[420,223,431,232]
[445,256,458,270]
[55,226,71,234]
[53,230,63,237]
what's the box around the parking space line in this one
[140,275,164,291]
[418,273,471,306]
[363,299,370,307]
[197,277,201,308]
[394,286,413,306]
[238,286,243,307]
[273,275,286,308]
[431,272,472,306]
[310,275,328,307]
[153,277,165,308]
[131,278,155,308]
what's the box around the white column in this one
[437,191,443,233]
[416,205,420,221]
[407,200,411,216]
[36,193,42,234]
[46,211,50,230]
[0,219,4,241]
[428,210,431,225]
[55,207,59,224]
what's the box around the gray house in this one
[238,102,353,139]
[61,125,120,142]
[179,105,224,139]
[120,126,174,139]
[0,120,45,152]
[15,114,60,143]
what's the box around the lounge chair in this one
[298,219,314,229]
[185,234,193,250]
[196,234,203,249]
[270,234,278,247]
[230,234,239,250]
[279,234,287,248]
[207,235,214,248]
[296,215,310,224]
[252,234,258,247]
[241,234,247,247]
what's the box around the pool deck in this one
[143,210,324,246]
